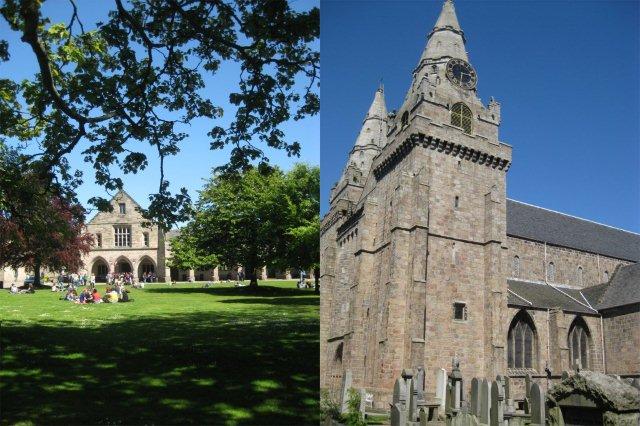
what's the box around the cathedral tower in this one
[321,0,512,406]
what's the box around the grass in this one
[0,280,319,425]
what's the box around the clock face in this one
[446,59,477,90]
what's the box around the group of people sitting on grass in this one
[8,283,35,294]
[61,284,131,304]
[141,272,157,283]
[106,272,135,286]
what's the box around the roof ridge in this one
[507,198,640,236]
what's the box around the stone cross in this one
[435,368,447,413]
[340,369,352,413]
[479,378,491,425]
[490,380,504,426]
[530,383,545,426]
[470,377,480,416]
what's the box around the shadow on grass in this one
[220,297,318,306]
[0,311,319,425]
[145,285,314,298]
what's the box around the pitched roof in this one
[507,279,598,314]
[507,199,640,262]
[595,263,640,310]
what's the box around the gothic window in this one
[568,318,591,369]
[119,203,126,214]
[453,302,467,320]
[401,111,409,127]
[143,232,150,247]
[603,270,609,281]
[507,311,537,369]
[547,262,555,282]
[114,226,131,247]
[513,256,520,278]
[451,103,472,134]
[577,266,583,286]
[334,342,343,362]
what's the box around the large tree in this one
[0,0,319,230]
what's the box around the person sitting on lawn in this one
[77,288,91,304]
[19,284,35,294]
[9,283,18,294]
[63,289,78,302]
[120,289,130,302]
[91,289,102,303]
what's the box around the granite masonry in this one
[320,0,640,409]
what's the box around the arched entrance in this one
[114,257,133,274]
[138,256,156,281]
[91,257,109,282]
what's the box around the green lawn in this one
[0,280,319,425]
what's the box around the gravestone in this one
[390,403,406,426]
[435,368,447,413]
[525,374,532,400]
[479,378,491,425]
[446,383,454,416]
[358,388,367,416]
[530,383,545,426]
[631,378,640,390]
[393,377,408,406]
[470,377,480,416]
[561,370,570,380]
[415,366,426,399]
[340,370,352,413]
[490,380,504,426]
[419,407,428,426]
[408,378,418,421]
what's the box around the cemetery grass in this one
[0,281,319,425]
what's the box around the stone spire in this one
[420,0,468,62]
[354,86,388,148]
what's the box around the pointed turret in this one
[420,0,467,62]
[354,86,388,148]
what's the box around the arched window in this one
[513,256,520,278]
[603,270,609,282]
[451,103,472,134]
[401,111,409,127]
[568,318,591,370]
[577,266,583,286]
[547,262,555,282]
[507,311,537,369]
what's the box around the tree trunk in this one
[314,266,320,294]
[33,259,42,287]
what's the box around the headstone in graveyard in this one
[446,383,454,416]
[359,388,367,416]
[490,380,504,426]
[393,377,408,406]
[470,377,480,416]
[409,378,418,421]
[435,367,447,413]
[561,370,570,381]
[530,383,545,426]
[479,378,491,425]
[419,407,428,426]
[340,369,353,413]
[390,403,406,426]
[525,374,532,400]
[415,366,426,400]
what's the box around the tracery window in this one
[114,226,131,247]
[507,311,536,369]
[513,256,520,278]
[451,103,472,134]
[547,262,555,282]
[568,318,590,369]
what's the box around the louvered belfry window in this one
[451,103,472,134]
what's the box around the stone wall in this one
[507,237,630,288]
[602,304,640,376]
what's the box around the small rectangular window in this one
[143,232,149,247]
[119,203,126,214]
[453,302,467,321]
[454,196,459,209]
[96,233,102,248]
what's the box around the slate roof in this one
[507,279,598,314]
[507,199,640,262]
[595,263,640,310]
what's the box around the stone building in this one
[1,190,294,285]
[320,0,640,409]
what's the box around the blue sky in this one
[0,1,319,220]
[321,0,639,233]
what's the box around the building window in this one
[114,226,131,247]
[451,102,472,134]
[453,302,467,321]
[119,203,126,214]
[143,232,150,247]
[96,233,102,248]
[513,255,520,278]
[577,266,583,285]
[508,311,536,369]
[454,196,459,209]
[603,270,609,281]
[547,262,555,282]
[568,318,590,370]
[401,111,409,127]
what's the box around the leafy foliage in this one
[0,0,319,230]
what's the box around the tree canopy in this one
[0,0,319,230]
[169,163,319,287]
